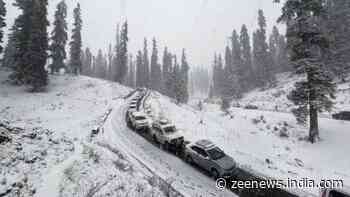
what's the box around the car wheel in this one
[211,169,219,179]
[162,142,169,150]
[186,156,193,164]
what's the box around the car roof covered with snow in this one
[132,111,147,117]
[194,139,216,150]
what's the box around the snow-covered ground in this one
[146,88,350,195]
[236,72,350,114]
[0,71,188,197]
[2,68,350,197]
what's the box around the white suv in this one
[150,119,184,150]
[127,111,149,131]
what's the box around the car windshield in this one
[135,116,146,121]
[163,126,176,133]
[207,147,225,160]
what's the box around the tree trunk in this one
[309,99,319,143]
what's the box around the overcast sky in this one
[4,0,284,67]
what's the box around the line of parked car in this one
[125,90,238,180]
[124,89,349,197]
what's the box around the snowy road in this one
[101,96,235,197]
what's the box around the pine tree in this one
[113,23,120,82]
[136,50,143,87]
[143,38,150,87]
[269,26,280,73]
[253,9,275,88]
[325,0,350,81]
[107,44,113,80]
[162,47,173,96]
[2,32,16,68]
[212,54,220,97]
[82,47,92,76]
[173,55,182,103]
[127,54,135,88]
[25,0,49,92]
[10,0,34,84]
[50,0,67,74]
[231,29,245,93]
[0,0,6,54]
[180,49,190,103]
[150,38,159,90]
[69,3,82,75]
[222,45,239,101]
[240,24,254,89]
[95,49,106,79]
[115,21,128,84]
[278,0,336,143]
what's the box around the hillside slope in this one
[238,72,350,114]
[0,71,178,197]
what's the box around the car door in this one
[196,148,211,170]
[190,146,202,164]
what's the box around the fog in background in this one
[4,0,284,67]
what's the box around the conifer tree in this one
[25,0,49,92]
[95,49,106,79]
[113,23,120,82]
[143,38,150,87]
[325,0,350,81]
[150,38,159,90]
[253,9,275,87]
[162,47,173,96]
[50,0,68,74]
[0,0,6,54]
[10,0,33,84]
[82,47,92,76]
[127,54,135,88]
[279,0,336,143]
[240,24,254,89]
[115,21,128,84]
[2,32,16,68]
[107,44,113,80]
[180,49,190,103]
[231,29,245,93]
[69,3,82,75]
[136,50,143,87]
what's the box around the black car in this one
[332,111,350,121]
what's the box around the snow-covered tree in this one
[69,3,82,75]
[162,47,173,96]
[143,38,150,87]
[279,0,336,143]
[150,38,162,91]
[10,0,33,84]
[325,0,350,81]
[82,47,92,76]
[240,24,254,90]
[136,50,143,87]
[25,0,49,92]
[50,0,67,74]
[0,0,6,54]
[179,48,190,103]
[115,21,128,84]
[2,32,16,68]
[253,9,275,87]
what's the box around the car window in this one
[163,126,176,133]
[191,146,208,158]
[207,147,225,160]
[135,116,146,120]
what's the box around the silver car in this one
[185,139,237,179]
